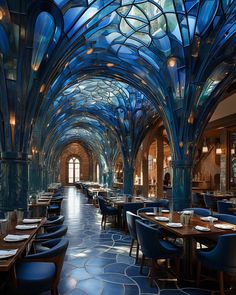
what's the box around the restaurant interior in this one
[1,1,236,294]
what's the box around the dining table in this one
[139,211,235,281]
[0,217,45,272]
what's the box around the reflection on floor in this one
[49,187,233,294]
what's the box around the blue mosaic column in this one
[107,170,114,188]
[123,162,134,195]
[0,152,30,211]
[171,160,192,211]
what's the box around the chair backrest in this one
[203,194,217,211]
[204,234,236,273]
[24,238,69,286]
[126,211,141,240]
[123,203,144,221]
[217,201,233,214]
[156,199,169,209]
[213,213,236,224]
[137,207,156,216]
[192,193,203,207]
[97,197,108,214]
[46,215,64,225]
[36,225,68,240]
[184,207,211,216]
[135,219,165,259]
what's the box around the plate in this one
[166,223,183,228]
[15,224,38,230]
[214,224,234,230]
[0,249,18,259]
[195,226,210,232]
[155,216,169,222]
[22,219,42,224]
[161,210,170,213]
[4,234,30,242]
[200,216,218,222]
[146,212,155,216]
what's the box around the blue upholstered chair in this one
[13,238,69,295]
[156,199,169,209]
[183,207,211,217]
[45,215,65,226]
[126,211,142,263]
[47,196,63,216]
[196,234,236,295]
[36,225,68,240]
[203,194,217,212]
[97,197,118,229]
[192,192,204,207]
[136,219,182,285]
[123,202,144,229]
[213,213,236,224]
[217,201,235,215]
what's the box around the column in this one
[0,152,30,211]
[220,129,228,192]
[156,129,164,198]
[172,159,192,210]
[123,161,134,195]
[142,143,149,198]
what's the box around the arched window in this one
[68,157,80,184]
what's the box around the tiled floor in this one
[55,187,217,295]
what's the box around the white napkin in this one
[214,223,234,230]
[4,234,30,241]
[0,249,18,258]
[23,219,41,224]
[195,225,210,232]
[200,216,218,222]
[167,223,183,227]
[155,216,169,221]
[16,224,38,230]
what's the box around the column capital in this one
[1,152,31,161]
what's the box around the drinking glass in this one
[0,220,7,235]
[153,207,157,215]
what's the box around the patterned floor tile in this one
[56,187,228,295]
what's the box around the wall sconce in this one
[167,156,172,162]
[202,138,208,153]
[32,147,38,155]
[167,57,177,68]
[0,9,4,20]
[231,144,235,155]
[153,158,157,163]
[216,140,222,155]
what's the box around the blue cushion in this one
[16,262,56,291]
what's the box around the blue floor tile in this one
[57,187,225,295]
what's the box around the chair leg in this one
[196,262,201,287]
[219,271,224,295]
[129,239,134,256]
[140,254,145,274]
[101,214,104,227]
[135,242,139,264]
[149,259,158,287]
[104,215,106,230]
[175,258,180,281]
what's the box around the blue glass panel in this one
[197,0,218,35]
[0,25,9,54]
[31,12,55,71]
[64,7,85,32]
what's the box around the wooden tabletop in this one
[139,211,235,238]
[0,218,45,271]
